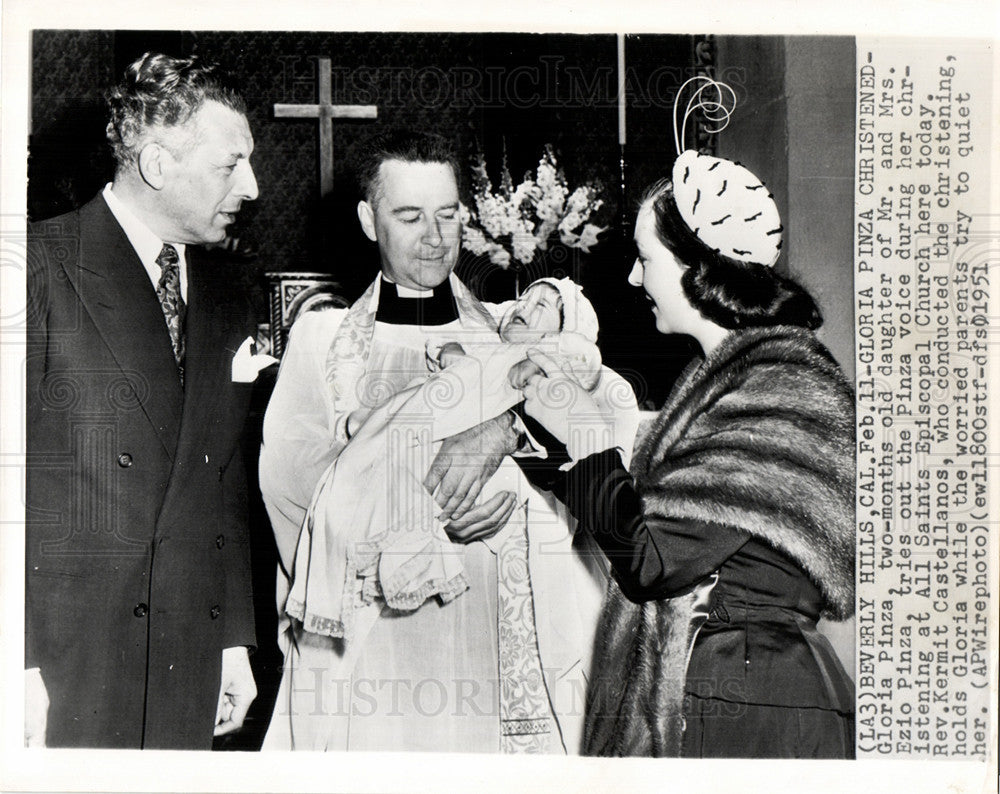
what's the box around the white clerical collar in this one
[381,275,433,298]
[102,183,188,300]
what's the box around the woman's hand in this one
[508,358,543,390]
[522,349,616,461]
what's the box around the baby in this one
[345,277,602,439]
[286,277,605,642]
[432,278,602,393]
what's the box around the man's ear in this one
[137,143,167,190]
[357,200,378,242]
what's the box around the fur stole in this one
[585,326,855,757]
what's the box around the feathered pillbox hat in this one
[671,77,783,267]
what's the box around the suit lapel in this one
[167,250,251,483]
[64,196,183,458]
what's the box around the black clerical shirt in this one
[375,277,460,326]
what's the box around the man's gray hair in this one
[105,52,246,169]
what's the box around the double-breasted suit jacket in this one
[25,193,257,749]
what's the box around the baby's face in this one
[499,283,563,342]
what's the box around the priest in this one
[259,130,633,752]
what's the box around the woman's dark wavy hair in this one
[642,177,822,330]
[105,52,246,169]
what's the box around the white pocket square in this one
[232,336,278,383]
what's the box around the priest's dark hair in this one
[355,129,461,206]
[641,178,823,331]
[105,52,246,170]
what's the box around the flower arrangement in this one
[461,145,606,270]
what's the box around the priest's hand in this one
[424,413,520,528]
[214,646,257,737]
[443,490,519,543]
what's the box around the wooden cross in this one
[274,57,378,197]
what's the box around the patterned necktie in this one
[155,243,186,381]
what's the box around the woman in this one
[520,87,855,759]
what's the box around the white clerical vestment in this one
[260,276,633,753]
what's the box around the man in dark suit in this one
[25,52,261,749]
